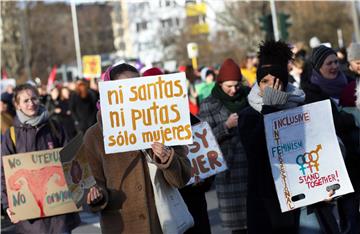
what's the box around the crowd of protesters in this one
[1,39,360,234]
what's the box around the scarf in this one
[247,83,305,113]
[310,69,348,99]
[17,105,49,126]
[211,83,249,113]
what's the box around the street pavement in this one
[73,188,231,234]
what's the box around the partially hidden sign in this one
[2,148,80,221]
[99,72,193,154]
[186,122,227,185]
[82,55,101,78]
[60,133,96,208]
[264,100,354,212]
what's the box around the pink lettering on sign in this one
[298,170,339,189]
[8,166,66,217]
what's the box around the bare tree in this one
[279,1,353,49]
[1,1,25,82]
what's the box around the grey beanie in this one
[311,45,336,71]
[347,42,360,61]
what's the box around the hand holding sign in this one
[151,142,172,164]
[86,187,103,205]
[6,208,19,224]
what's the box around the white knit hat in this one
[347,42,360,61]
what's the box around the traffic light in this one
[279,13,291,41]
[259,14,274,40]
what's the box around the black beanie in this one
[256,40,293,88]
[311,45,336,71]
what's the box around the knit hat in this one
[143,67,163,76]
[256,40,293,88]
[217,58,242,83]
[311,45,336,71]
[347,42,360,61]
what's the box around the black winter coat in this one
[1,116,80,234]
[238,105,300,234]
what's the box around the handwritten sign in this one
[82,55,101,78]
[186,122,227,185]
[99,72,193,154]
[264,100,354,212]
[2,149,80,221]
[60,133,96,208]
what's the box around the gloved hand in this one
[263,86,290,106]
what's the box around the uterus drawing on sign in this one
[7,166,66,217]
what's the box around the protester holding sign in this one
[83,63,192,234]
[1,83,80,233]
[302,45,359,234]
[198,58,250,234]
[238,40,305,234]
[143,67,212,234]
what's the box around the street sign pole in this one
[71,1,82,79]
[270,0,280,41]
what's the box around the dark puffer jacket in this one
[1,116,80,234]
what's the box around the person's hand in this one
[151,142,172,164]
[86,186,103,205]
[6,208,19,224]
[225,113,238,129]
[54,108,61,114]
[273,78,283,91]
[263,81,289,106]
[323,189,335,202]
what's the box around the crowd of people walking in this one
[1,39,359,234]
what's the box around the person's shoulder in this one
[201,95,221,106]
[84,122,102,142]
[239,106,258,116]
[199,95,222,114]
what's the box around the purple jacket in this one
[1,116,80,234]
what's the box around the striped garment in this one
[198,95,248,230]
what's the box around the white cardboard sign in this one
[264,100,354,212]
[99,72,193,154]
[186,122,227,185]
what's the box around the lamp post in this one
[71,1,82,78]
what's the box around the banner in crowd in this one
[82,55,101,78]
[2,149,80,221]
[186,122,227,185]
[99,72,193,154]
[264,100,354,212]
[60,133,96,208]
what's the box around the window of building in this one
[136,21,148,32]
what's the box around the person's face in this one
[50,88,59,100]
[61,88,70,100]
[113,71,139,80]
[349,59,360,75]
[219,81,239,97]
[319,54,339,80]
[205,74,214,83]
[15,89,39,117]
[258,74,284,96]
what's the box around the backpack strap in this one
[10,126,16,146]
